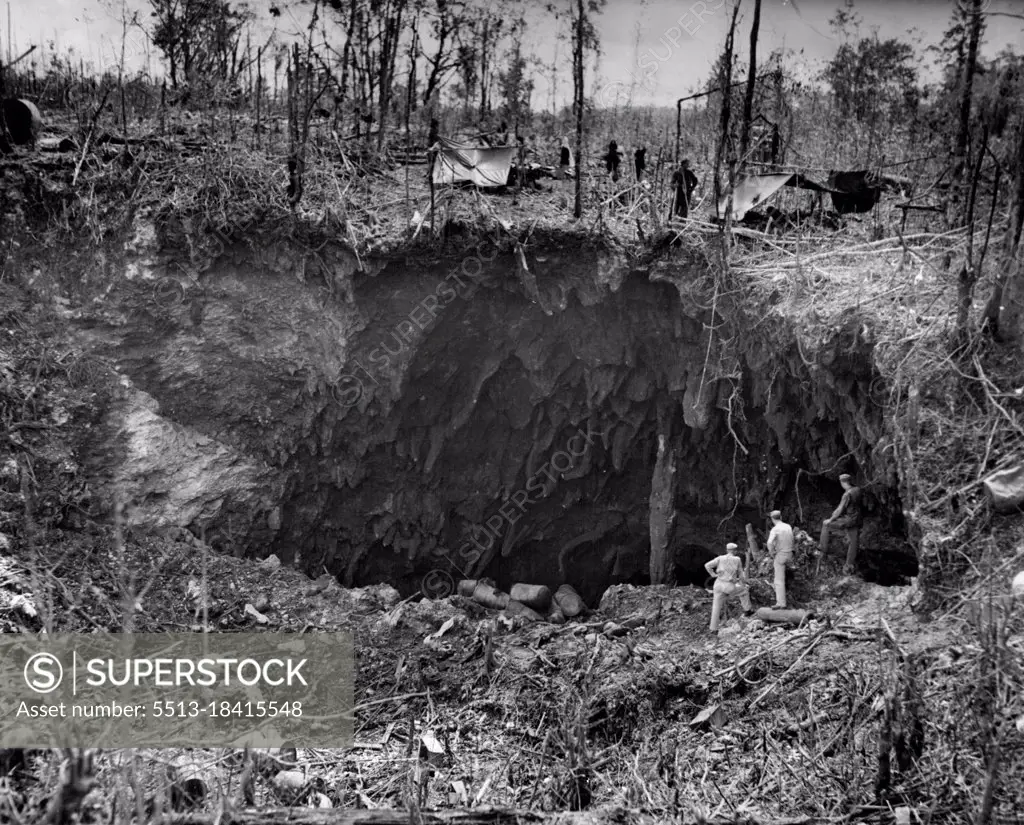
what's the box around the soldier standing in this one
[672,158,699,218]
[767,510,795,609]
[705,542,754,632]
[634,147,647,181]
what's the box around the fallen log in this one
[504,599,546,623]
[754,607,813,625]
[168,753,209,810]
[510,583,552,611]
[471,582,509,610]
[554,584,585,617]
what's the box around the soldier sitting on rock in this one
[820,473,864,575]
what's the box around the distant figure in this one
[705,542,754,632]
[767,510,795,609]
[496,121,509,145]
[556,138,572,180]
[604,140,623,182]
[634,147,646,181]
[672,159,699,218]
[819,473,864,575]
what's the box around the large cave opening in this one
[244,237,917,604]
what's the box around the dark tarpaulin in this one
[827,170,910,214]
[828,170,881,214]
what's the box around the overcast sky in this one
[6,0,1024,109]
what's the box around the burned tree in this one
[570,0,605,219]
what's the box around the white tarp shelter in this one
[717,173,837,220]
[431,137,515,188]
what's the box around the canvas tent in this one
[431,137,516,188]
[717,173,837,221]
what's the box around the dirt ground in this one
[3,525,1001,824]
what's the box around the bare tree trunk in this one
[952,0,984,344]
[287,44,304,207]
[422,12,453,107]
[997,244,1024,345]
[572,0,584,219]
[956,123,988,345]
[713,4,740,212]
[339,0,357,115]
[477,17,495,118]
[376,1,406,149]
[1009,107,1024,256]
[985,107,1024,338]
[255,46,262,148]
[405,13,419,137]
[947,0,984,238]
[737,0,761,170]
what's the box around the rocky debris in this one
[304,573,340,596]
[689,703,724,731]
[347,583,402,612]
[243,603,270,624]
[0,554,38,627]
[598,583,703,618]
[270,769,309,805]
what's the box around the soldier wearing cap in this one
[704,541,753,632]
[767,510,795,609]
[820,473,864,574]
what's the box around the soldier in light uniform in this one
[767,510,795,609]
[705,542,753,632]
